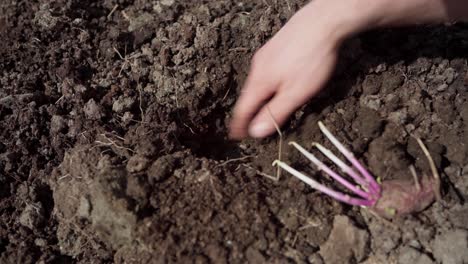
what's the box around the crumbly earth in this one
[1,0,468,263]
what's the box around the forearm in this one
[302,0,468,43]
[367,0,468,27]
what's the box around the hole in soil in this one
[36,184,54,220]
[175,104,242,160]
[136,205,157,220]
[0,179,10,199]
[179,132,241,160]
[0,237,7,254]
[50,255,74,264]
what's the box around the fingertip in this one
[249,121,274,138]
[229,84,276,140]
[248,90,306,139]
[228,124,247,140]
[228,107,251,140]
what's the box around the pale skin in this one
[229,0,468,140]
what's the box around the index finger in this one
[229,74,277,140]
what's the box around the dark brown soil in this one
[1,1,468,263]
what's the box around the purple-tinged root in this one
[289,142,371,200]
[273,121,440,219]
[317,122,381,196]
[273,160,374,207]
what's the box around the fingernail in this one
[249,122,271,138]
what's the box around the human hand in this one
[229,1,354,139]
[229,0,461,140]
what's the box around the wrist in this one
[299,0,381,45]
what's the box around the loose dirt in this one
[1,0,467,263]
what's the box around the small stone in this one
[308,254,324,264]
[381,72,405,93]
[460,102,468,122]
[405,124,416,133]
[19,203,45,230]
[375,63,387,73]
[194,26,219,49]
[112,96,135,113]
[74,84,87,94]
[128,13,154,32]
[319,215,369,264]
[284,247,306,263]
[50,115,67,133]
[246,248,266,263]
[436,83,448,92]
[34,4,59,30]
[362,75,382,95]
[352,107,383,138]
[34,238,47,247]
[161,0,174,6]
[360,95,382,111]
[277,207,299,230]
[84,99,104,120]
[126,155,150,173]
[122,112,134,125]
[439,59,450,68]
[398,246,433,264]
[443,68,456,84]
[388,108,408,125]
[433,229,468,264]
[77,196,91,219]
[445,132,467,165]
[78,31,90,43]
[148,155,176,183]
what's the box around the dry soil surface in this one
[1,1,468,263]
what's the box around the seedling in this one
[273,121,441,219]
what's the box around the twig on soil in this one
[5,173,22,184]
[267,106,283,181]
[113,46,129,77]
[222,87,231,101]
[0,93,34,107]
[415,137,442,201]
[58,172,82,181]
[182,122,196,134]
[95,133,134,153]
[289,210,322,247]
[399,69,409,83]
[55,95,65,104]
[116,114,148,124]
[216,155,254,167]
[109,131,126,141]
[121,11,131,21]
[290,211,321,230]
[285,0,292,11]
[107,4,119,19]
[78,130,91,141]
[113,46,125,60]
[137,84,145,122]
[58,174,71,181]
[242,164,279,181]
[245,107,284,182]
[409,165,421,191]
[113,45,141,77]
